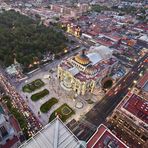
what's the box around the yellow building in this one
[67,24,81,37]
[58,46,117,95]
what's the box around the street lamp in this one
[134,59,137,62]
[64,48,68,53]
[139,73,143,77]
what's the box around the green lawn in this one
[49,103,75,122]
[87,99,94,104]
[22,79,44,93]
[40,98,58,113]
[31,89,49,101]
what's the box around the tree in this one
[0,10,67,72]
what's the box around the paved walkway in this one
[17,69,104,125]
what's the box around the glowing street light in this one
[139,73,143,77]
[133,80,137,84]
[77,3,80,7]
[64,49,68,53]
[134,59,137,62]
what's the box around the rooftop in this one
[122,94,148,124]
[139,35,148,42]
[9,115,22,133]
[2,136,19,148]
[59,45,115,82]
[137,72,148,91]
[87,124,128,148]
[143,81,148,92]
[20,117,85,148]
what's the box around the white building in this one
[0,112,22,148]
[20,117,86,148]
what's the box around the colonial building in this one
[87,124,128,148]
[58,45,117,95]
[67,24,81,37]
[108,93,148,147]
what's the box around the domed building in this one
[58,46,118,95]
[74,50,90,66]
[85,65,97,76]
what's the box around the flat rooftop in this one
[143,81,148,92]
[137,72,148,90]
[123,94,148,124]
[87,124,128,148]
[20,117,85,148]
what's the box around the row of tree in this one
[0,10,67,71]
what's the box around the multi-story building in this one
[78,3,90,13]
[50,4,62,13]
[50,4,89,18]
[58,45,117,95]
[67,23,81,37]
[136,72,148,99]
[87,124,128,148]
[108,93,148,147]
[20,117,128,148]
[0,105,22,148]
[137,35,148,48]
[20,117,86,148]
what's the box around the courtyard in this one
[18,69,104,125]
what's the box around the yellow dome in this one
[86,65,97,75]
[75,54,90,65]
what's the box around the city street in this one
[24,45,85,80]
[0,73,42,137]
[0,1,147,147]
[84,54,148,126]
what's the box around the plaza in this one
[18,68,104,126]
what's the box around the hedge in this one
[22,79,44,93]
[49,103,75,122]
[40,98,58,113]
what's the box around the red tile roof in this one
[123,94,148,124]
[135,23,148,31]
[2,136,19,148]
[87,124,128,148]
[9,115,21,133]
[88,31,98,36]
[96,39,114,47]
[87,125,106,148]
